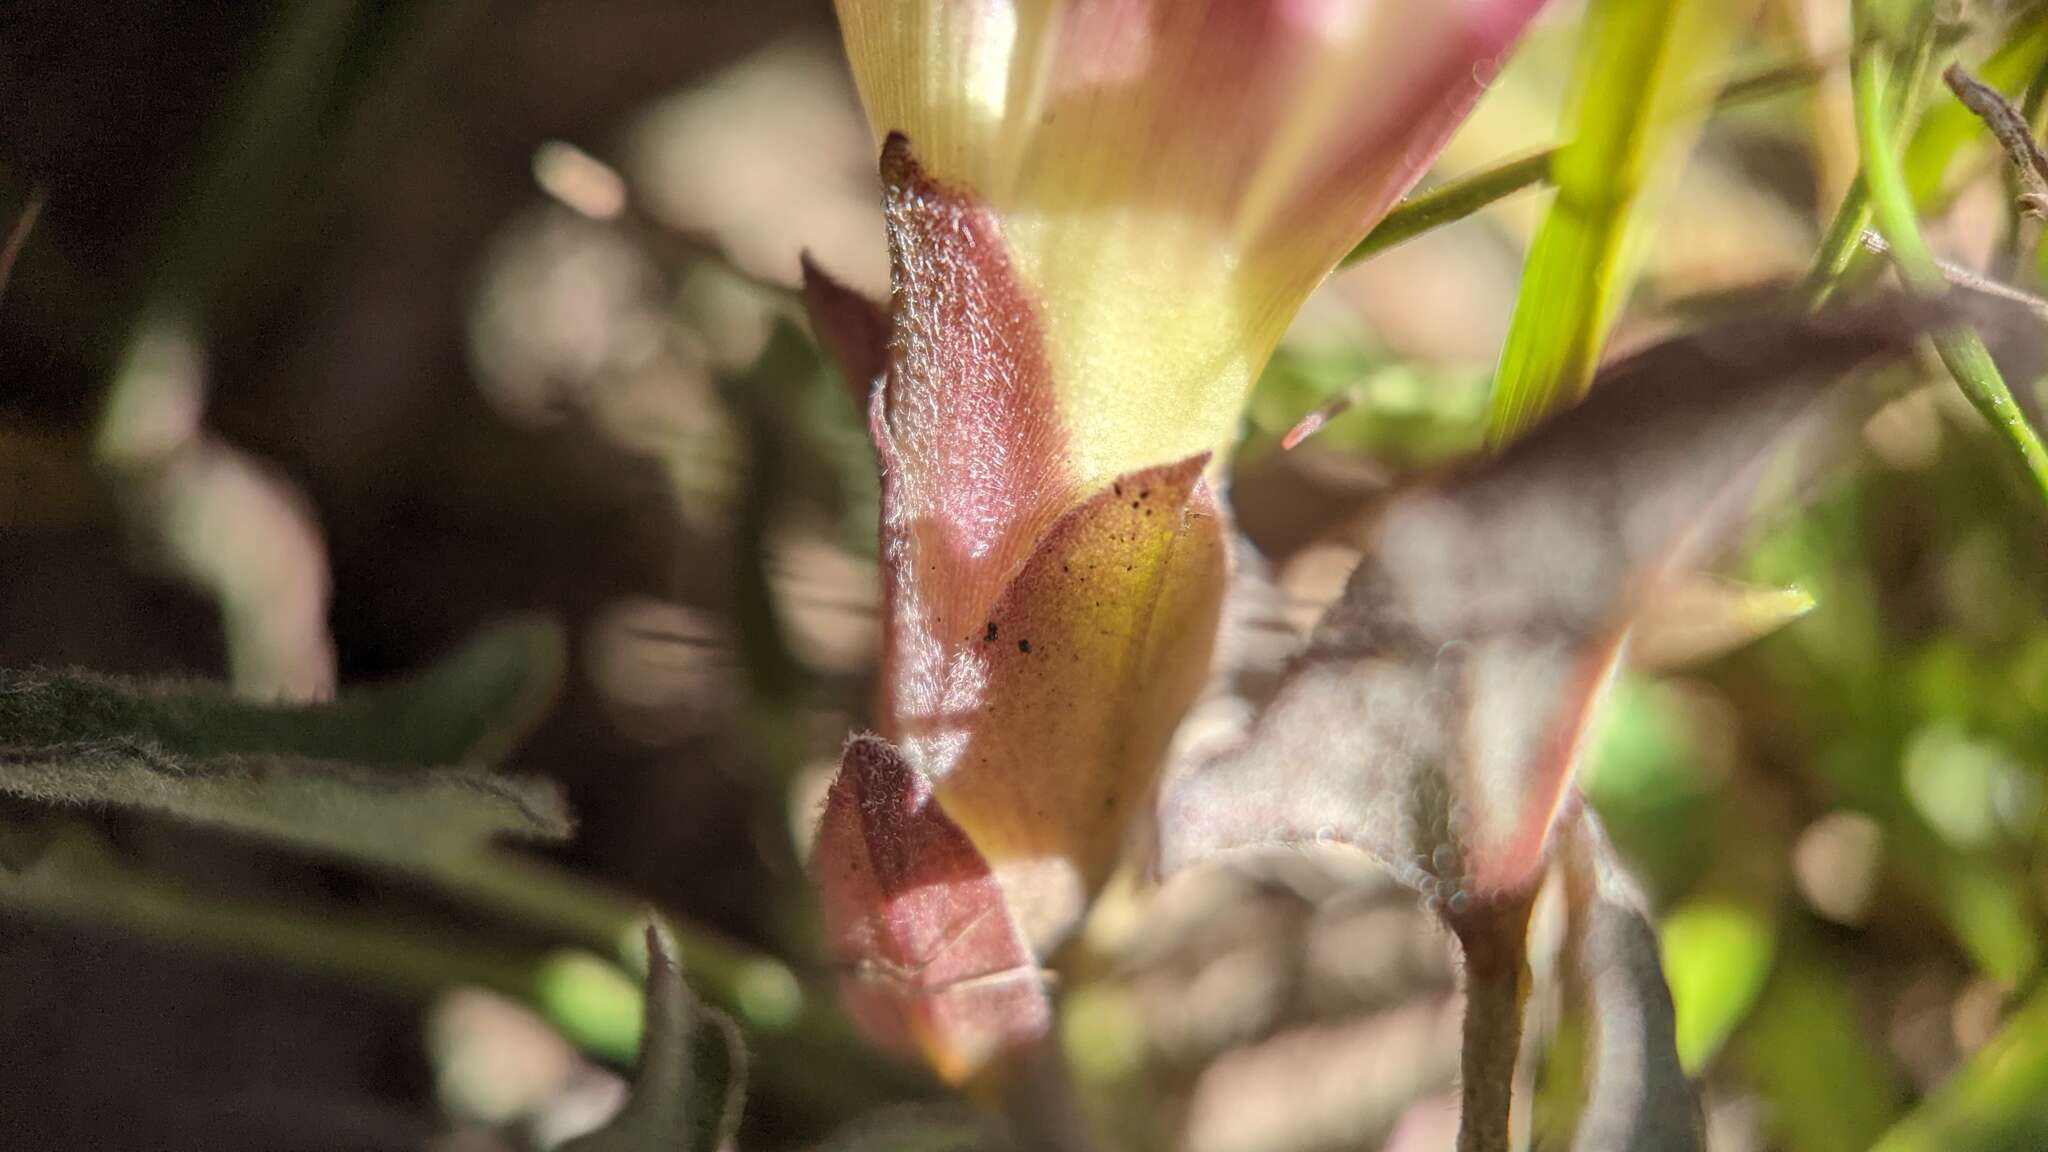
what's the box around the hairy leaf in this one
[0,619,570,869]
[813,734,1053,1083]
[0,748,567,870]
[1159,298,1926,900]
[1628,574,1816,669]
[0,617,563,769]
[562,923,749,1152]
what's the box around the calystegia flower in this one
[811,0,1549,1080]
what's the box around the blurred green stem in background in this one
[1850,6,2048,507]
[0,819,920,1118]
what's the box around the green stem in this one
[2,826,923,1116]
[1345,150,1554,266]
[437,849,805,1032]
[1807,176,1873,304]
[1344,52,1836,269]
[1,831,582,1040]
[1853,26,2048,505]
[1808,5,1941,304]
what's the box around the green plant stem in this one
[1853,37,2048,505]
[1808,5,1942,304]
[427,849,934,1116]
[1343,52,1833,269]
[437,849,804,1029]
[1,832,572,1035]
[1345,150,1554,266]
[1,825,923,1117]
[1808,177,1874,304]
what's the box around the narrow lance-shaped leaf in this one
[0,620,571,871]
[1487,0,1760,443]
[562,923,749,1152]
[1159,296,1929,901]
[0,617,563,769]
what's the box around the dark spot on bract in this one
[985,621,998,643]
[1018,639,1032,654]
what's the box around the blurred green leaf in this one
[1583,677,1724,901]
[1486,0,1756,443]
[1745,483,2042,986]
[1874,983,2048,1152]
[1659,898,1776,1071]
[1246,342,1489,465]
[563,923,748,1152]
[1739,935,1906,1152]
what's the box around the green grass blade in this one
[1486,0,1756,445]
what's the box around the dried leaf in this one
[1159,298,1926,901]
[561,923,749,1152]
[813,734,1053,1083]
